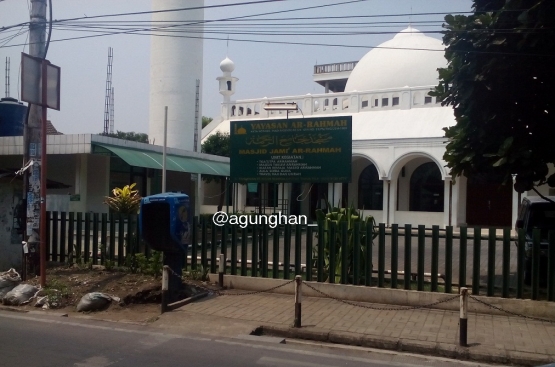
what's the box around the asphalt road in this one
[0,310,495,367]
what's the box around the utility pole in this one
[25,0,47,286]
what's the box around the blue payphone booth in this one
[140,193,190,302]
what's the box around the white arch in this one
[386,151,448,180]
[352,153,386,178]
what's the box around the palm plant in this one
[104,183,142,264]
[315,202,377,283]
[104,183,141,214]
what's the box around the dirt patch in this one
[7,266,216,322]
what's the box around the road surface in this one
[0,310,496,367]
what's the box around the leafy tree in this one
[201,132,230,211]
[101,131,149,143]
[432,0,555,194]
[202,116,213,128]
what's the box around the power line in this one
[57,0,291,22]
[4,27,552,57]
[2,2,551,57]
[48,23,548,37]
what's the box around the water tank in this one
[0,97,27,136]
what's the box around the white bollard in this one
[460,287,468,346]
[161,265,169,314]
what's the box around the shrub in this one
[104,183,141,214]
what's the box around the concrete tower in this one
[149,0,204,150]
[216,56,238,119]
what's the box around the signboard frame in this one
[230,116,352,183]
[21,52,61,110]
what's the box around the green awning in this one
[94,143,229,176]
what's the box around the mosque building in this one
[202,27,520,228]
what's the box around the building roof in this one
[47,120,63,135]
[206,105,455,142]
[344,27,446,92]
[0,134,230,176]
[351,106,455,140]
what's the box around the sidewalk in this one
[155,289,555,367]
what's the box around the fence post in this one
[161,265,169,314]
[219,253,225,288]
[459,287,468,347]
[404,224,412,290]
[294,275,302,328]
[472,227,481,295]
[487,228,496,297]
[378,223,385,288]
[417,225,425,291]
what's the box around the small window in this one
[392,97,399,106]
[227,81,232,91]
[361,100,369,108]
[373,99,379,107]
[424,96,432,104]
[382,98,389,106]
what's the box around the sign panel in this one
[230,116,352,183]
[21,52,61,110]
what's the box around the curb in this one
[258,325,555,367]
[0,305,28,313]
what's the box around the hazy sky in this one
[0,0,472,135]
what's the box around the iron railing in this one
[45,212,555,302]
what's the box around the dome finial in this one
[220,56,235,73]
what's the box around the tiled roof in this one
[46,120,63,135]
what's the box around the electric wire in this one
[48,24,551,37]
[7,28,551,57]
[1,2,552,57]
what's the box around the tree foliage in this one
[202,116,213,128]
[101,131,149,143]
[201,131,230,211]
[201,131,230,162]
[432,0,555,193]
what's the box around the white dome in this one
[219,57,235,73]
[345,27,446,92]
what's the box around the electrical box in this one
[139,193,190,253]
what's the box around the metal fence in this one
[46,213,555,302]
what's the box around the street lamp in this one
[263,102,298,119]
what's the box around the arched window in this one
[358,164,383,210]
[226,81,232,91]
[409,162,443,212]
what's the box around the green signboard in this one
[230,116,352,183]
